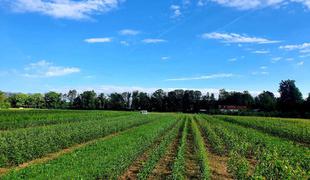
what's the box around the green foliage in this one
[2,115,177,179]
[172,117,188,180]
[0,110,132,130]
[201,115,310,179]
[191,118,211,180]
[278,80,303,111]
[137,119,181,179]
[217,115,310,144]
[0,113,157,167]
[227,151,249,179]
[44,91,61,109]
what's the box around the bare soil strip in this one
[0,124,146,176]
[119,122,178,180]
[147,125,183,179]
[196,121,233,180]
[185,125,202,180]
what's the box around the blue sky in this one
[0,0,309,97]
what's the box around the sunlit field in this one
[0,110,308,179]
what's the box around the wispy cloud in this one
[297,61,304,66]
[165,73,235,81]
[120,40,130,46]
[161,56,170,60]
[253,50,270,54]
[6,0,123,20]
[23,60,80,78]
[228,58,237,62]
[271,57,282,63]
[142,38,167,44]
[202,32,280,44]
[279,43,310,53]
[84,38,112,43]
[209,0,285,10]
[208,0,310,10]
[170,5,181,18]
[119,29,140,36]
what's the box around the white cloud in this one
[209,0,285,10]
[228,58,237,62]
[161,56,170,60]
[24,60,80,78]
[7,0,123,20]
[279,43,310,54]
[260,66,268,69]
[84,38,112,43]
[252,71,269,75]
[209,0,310,10]
[142,39,167,44]
[271,57,282,63]
[120,40,129,46]
[165,73,235,81]
[253,50,270,54]
[119,29,140,36]
[202,32,280,44]
[297,61,304,66]
[170,5,182,18]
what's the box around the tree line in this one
[1,80,310,118]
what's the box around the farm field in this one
[0,110,309,179]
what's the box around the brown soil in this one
[147,126,182,179]
[0,125,142,177]
[185,126,202,180]
[119,122,179,180]
[196,121,233,180]
[208,152,233,180]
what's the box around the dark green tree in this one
[278,80,303,111]
[8,93,29,108]
[255,91,277,111]
[109,93,125,110]
[44,91,61,109]
[67,90,77,108]
[0,91,10,109]
[151,89,166,112]
[80,91,97,109]
[96,93,107,109]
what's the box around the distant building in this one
[140,110,148,115]
[219,105,247,113]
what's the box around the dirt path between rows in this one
[195,121,233,180]
[0,123,147,177]
[147,126,182,180]
[185,124,202,179]
[119,122,179,180]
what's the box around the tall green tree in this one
[27,93,44,108]
[80,91,97,109]
[278,80,303,111]
[96,93,107,109]
[0,91,10,109]
[109,93,125,110]
[44,91,61,109]
[255,91,277,111]
[151,89,166,112]
[67,90,77,107]
[8,93,29,108]
[131,91,139,110]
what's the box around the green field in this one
[0,110,309,179]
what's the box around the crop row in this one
[0,114,158,167]
[198,115,309,179]
[190,117,210,180]
[215,115,310,144]
[172,116,189,179]
[137,118,183,179]
[0,110,132,130]
[1,114,178,179]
